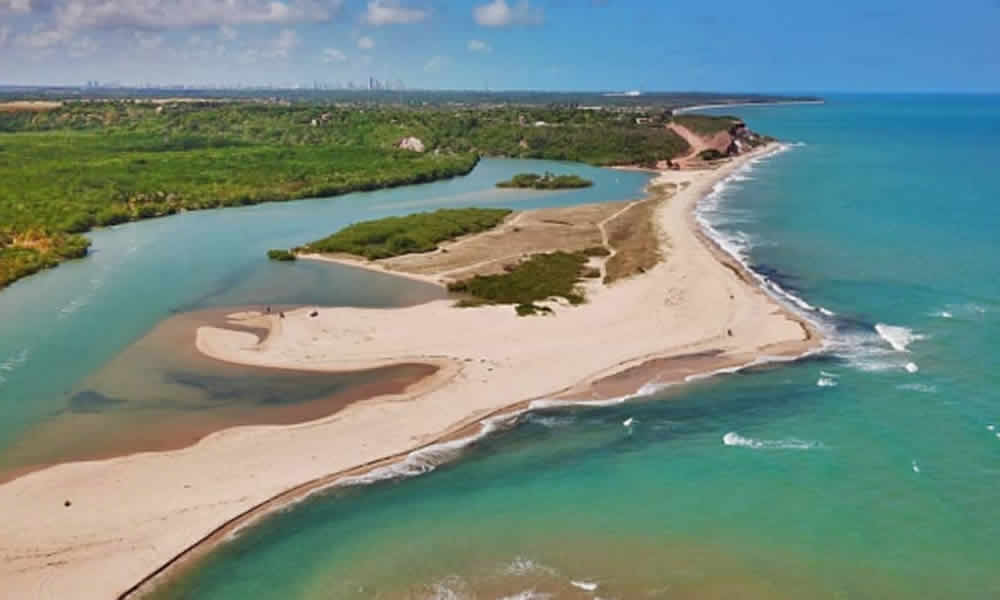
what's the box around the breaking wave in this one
[570,580,599,592]
[897,383,937,393]
[723,432,822,450]
[502,557,558,577]
[498,591,551,600]
[694,144,838,328]
[875,323,925,352]
[0,348,30,384]
[335,412,522,488]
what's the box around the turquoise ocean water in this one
[150,95,1000,599]
[4,96,1000,598]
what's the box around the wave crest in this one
[723,432,821,450]
[875,323,924,352]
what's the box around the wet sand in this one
[0,307,436,484]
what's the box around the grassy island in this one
[298,208,512,260]
[496,172,593,190]
[267,249,296,262]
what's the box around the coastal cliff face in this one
[666,114,774,167]
[724,122,772,156]
[694,122,772,160]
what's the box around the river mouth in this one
[0,306,437,482]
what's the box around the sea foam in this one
[498,591,552,600]
[0,348,30,384]
[875,323,924,352]
[897,383,936,393]
[722,432,821,450]
[570,580,599,592]
[694,143,839,328]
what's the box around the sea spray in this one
[722,432,822,450]
[875,323,925,352]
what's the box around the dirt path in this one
[595,197,647,280]
[667,123,709,167]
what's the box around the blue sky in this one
[0,0,997,91]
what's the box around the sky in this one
[0,0,998,92]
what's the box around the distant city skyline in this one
[1,0,998,92]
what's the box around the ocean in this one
[148,95,1000,599]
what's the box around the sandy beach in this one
[0,145,820,599]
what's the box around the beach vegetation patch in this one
[515,303,554,316]
[267,249,296,261]
[497,172,593,190]
[581,245,611,257]
[448,251,588,313]
[697,149,726,161]
[302,208,511,260]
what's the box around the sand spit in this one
[0,145,819,599]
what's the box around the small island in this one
[267,249,296,261]
[266,208,512,262]
[496,172,593,190]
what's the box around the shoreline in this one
[0,144,822,600]
[675,99,825,114]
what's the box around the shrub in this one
[304,208,511,260]
[448,251,588,309]
[267,249,296,261]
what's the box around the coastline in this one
[0,144,821,600]
[675,99,825,114]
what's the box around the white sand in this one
[0,146,818,599]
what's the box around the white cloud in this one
[473,0,542,27]
[34,0,344,31]
[267,28,299,58]
[363,0,427,26]
[236,28,299,63]
[68,35,97,57]
[15,27,72,50]
[0,0,31,15]
[423,55,448,73]
[357,35,374,50]
[219,25,238,41]
[134,31,163,50]
[321,47,346,62]
[467,39,490,52]
[9,0,337,57]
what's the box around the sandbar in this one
[0,144,820,599]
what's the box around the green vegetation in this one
[0,101,696,290]
[673,114,741,136]
[497,172,593,190]
[301,208,512,260]
[581,246,611,257]
[447,251,589,315]
[0,230,89,289]
[516,303,554,316]
[267,249,296,261]
[697,149,727,161]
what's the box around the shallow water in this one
[0,158,651,472]
[152,95,1000,599]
